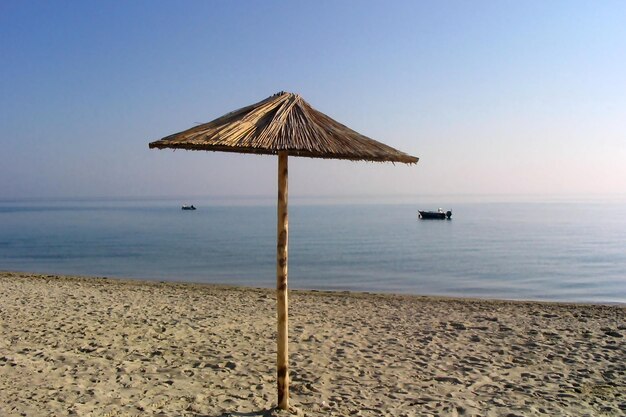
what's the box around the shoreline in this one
[2,269,624,307]
[1,271,625,416]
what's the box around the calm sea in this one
[1,196,625,304]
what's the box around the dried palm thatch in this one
[149,91,418,164]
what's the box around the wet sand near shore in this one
[1,271,624,416]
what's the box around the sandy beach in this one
[1,272,624,416]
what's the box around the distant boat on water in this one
[181,204,197,210]
[418,208,452,220]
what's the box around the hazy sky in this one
[1,1,625,200]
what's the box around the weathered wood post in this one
[276,151,289,410]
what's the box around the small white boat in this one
[181,204,196,210]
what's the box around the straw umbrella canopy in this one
[149,91,418,410]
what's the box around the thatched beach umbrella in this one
[149,91,418,410]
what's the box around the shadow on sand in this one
[199,408,278,417]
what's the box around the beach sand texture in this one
[1,272,624,417]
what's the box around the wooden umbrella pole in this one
[276,151,289,410]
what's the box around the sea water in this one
[0,196,624,303]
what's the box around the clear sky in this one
[1,1,625,200]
